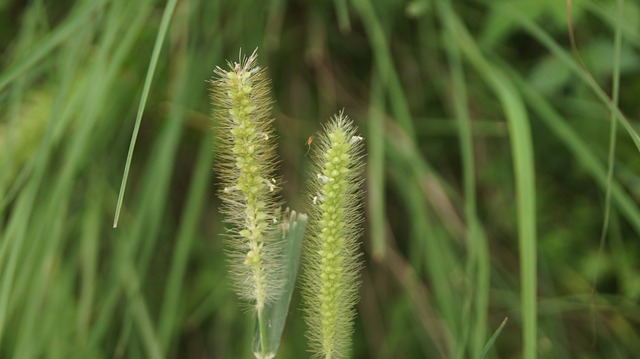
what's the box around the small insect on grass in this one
[305,135,314,156]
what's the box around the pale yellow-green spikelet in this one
[302,111,364,359]
[209,50,282,312]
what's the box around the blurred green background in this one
[1,0,640,358]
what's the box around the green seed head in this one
[302,111,365,359]
[210,50,282,312]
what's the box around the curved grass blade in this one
[507,4,640,154]
[449,13,537,359]
[253,209,307,359]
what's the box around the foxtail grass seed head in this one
[302,111,365,359]
[209,50,282,313]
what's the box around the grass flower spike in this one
[303,111,365,359]
[209,50,283,356]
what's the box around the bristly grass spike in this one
[209,48,284,359]
[302,110,365,359]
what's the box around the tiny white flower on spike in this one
[317,173,329,183]
[313,196,318,205]
[350,135,363,145]
[265,179,276,192]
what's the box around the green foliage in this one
[1,0,640,358]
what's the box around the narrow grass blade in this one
[122,263,163,359]
[352,0,415,139]
[449,13,537,359]
[112,0,178,228]
[435,1,491,356]
[476,317,509,359]
[507,5,640,154]
[332,0,351,32]
[253,210,307,358]
[368,74,386,260]
[509,71,640,236]
[0,0,106,92]
[158,137,214,348]
[593,0,624,340]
